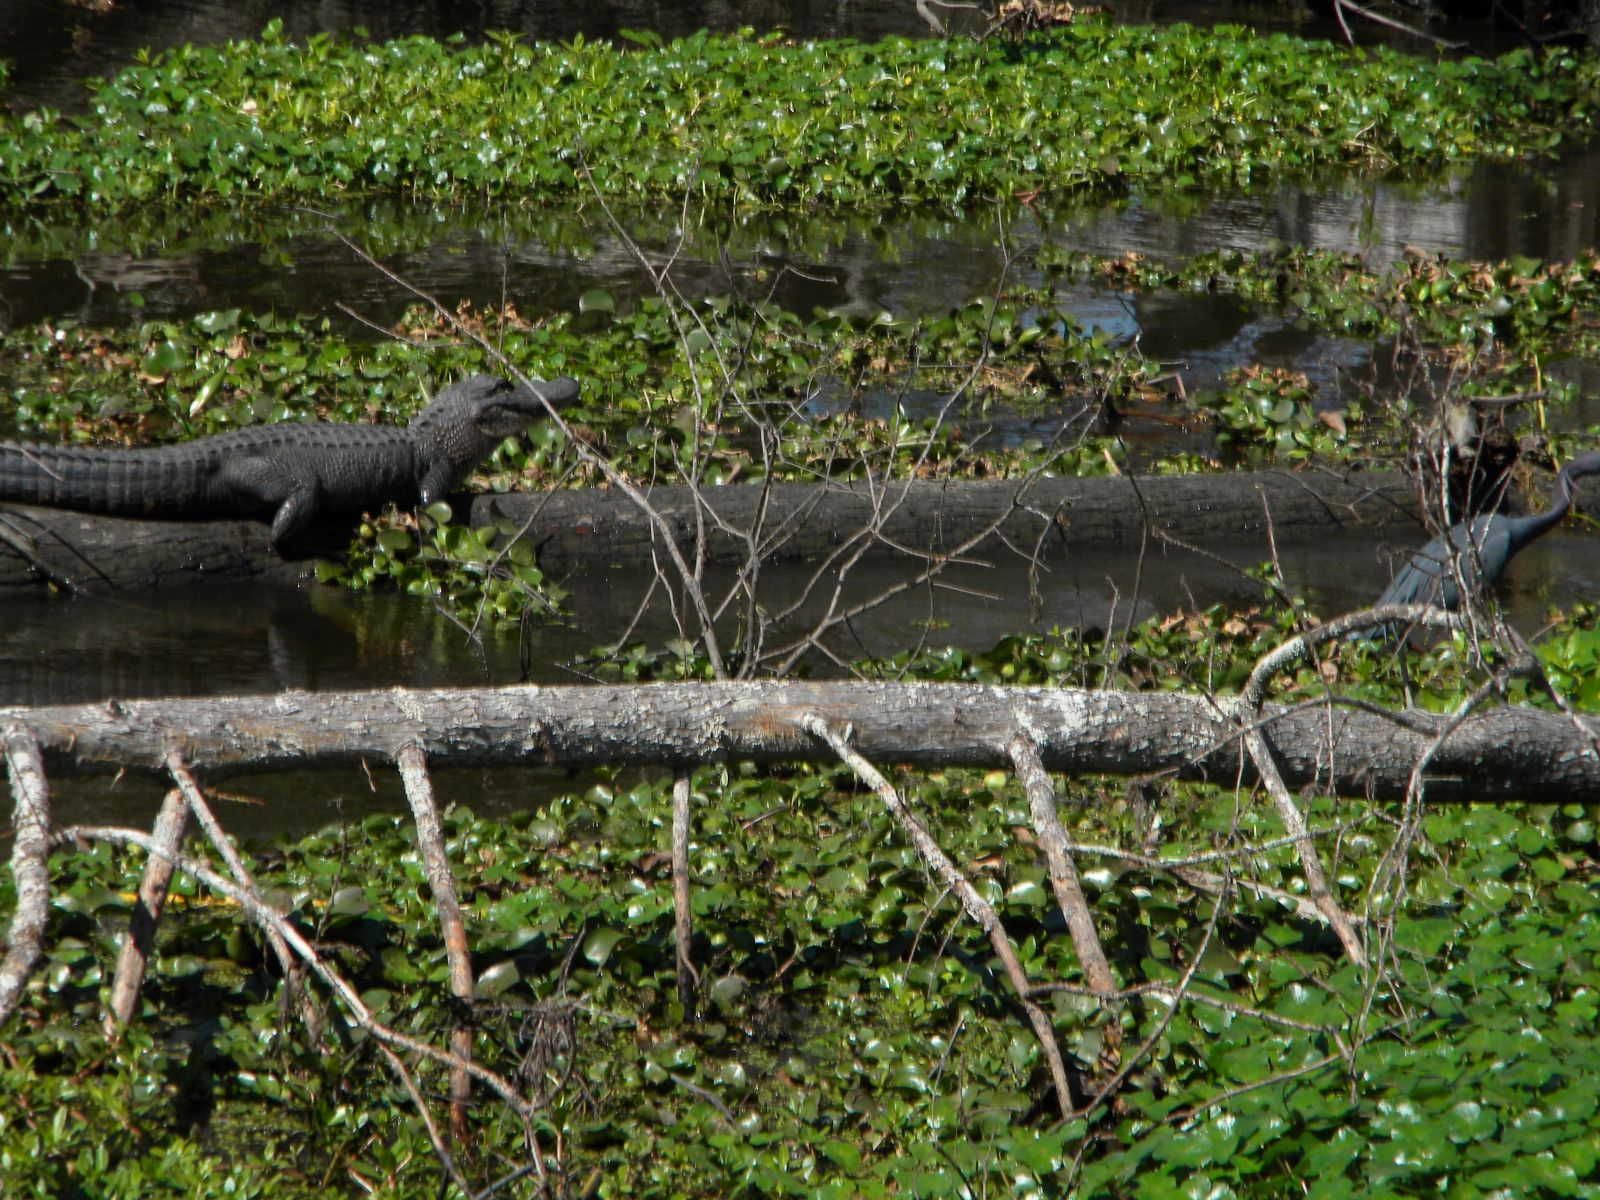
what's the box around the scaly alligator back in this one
[0,440,229,518]
[0,424,421,522]
[0,374,579,545]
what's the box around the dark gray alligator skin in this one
[0,374,579,545]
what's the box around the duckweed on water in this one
[1,22,1597,212]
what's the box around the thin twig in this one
[166,752,302,990]
[57,825,544,1125]
[671,768,698,1011]
[801,712,1077,1119]
[397,743,477,1143]
[1007,737,1115,997]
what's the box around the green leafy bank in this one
[2,22,1597,212]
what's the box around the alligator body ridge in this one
[0,374,580,546]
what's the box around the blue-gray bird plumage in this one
[1375,449,1600,613]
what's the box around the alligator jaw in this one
[475,376,583,439]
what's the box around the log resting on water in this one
[0,469,1420,593]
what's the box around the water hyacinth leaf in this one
[475,959,522,996]
[193,308,241,333]
[375,528,414,556]
[326,886,369,917]
[708,974,747,1007]
[583,927,626,966]
[139,340,185,377]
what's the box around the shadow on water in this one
[10,520,1599,704]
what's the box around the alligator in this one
[0,373,580,547]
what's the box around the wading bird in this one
[1375,449,1600,614]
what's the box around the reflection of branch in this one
[1332,0,1467,48]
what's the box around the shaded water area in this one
[9,521,1600,710]
[9,523,1600,714]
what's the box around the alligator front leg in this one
[216,457,324,547]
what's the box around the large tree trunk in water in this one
[0,470,1420,593]
[4,680,1595,803]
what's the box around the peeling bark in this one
[0,725,52,1025]
[3,679,1595,803]
[104,789,189,1035]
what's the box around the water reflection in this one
[1,173,1592,559]
[8,521,1599,712]
[6,156,1600,335]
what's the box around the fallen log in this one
[477,469,1422,572]
[5,679,1595,803]
[0,469,1420,593]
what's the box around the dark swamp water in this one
[3,0,1600,832]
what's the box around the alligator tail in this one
[0,442,210,518]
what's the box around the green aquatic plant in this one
[1196,364,1355,458]
[314,502,567,627]
[5,597,1598,1197]
[1,23,1596,213]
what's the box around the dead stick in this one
[397,743,476,1143]
[104,788,189,1037]
[1227,609,1454,970]
[801,713,1076,1120]
[1237,724,1366,967]
[671,769,698,1012]
[61,824,540,1118]
[0,724,52,1024]
[1008,734,1120,1061]
[65,822,527,1195]
[165,752,305,1007]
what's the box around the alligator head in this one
[409,373,582,504]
